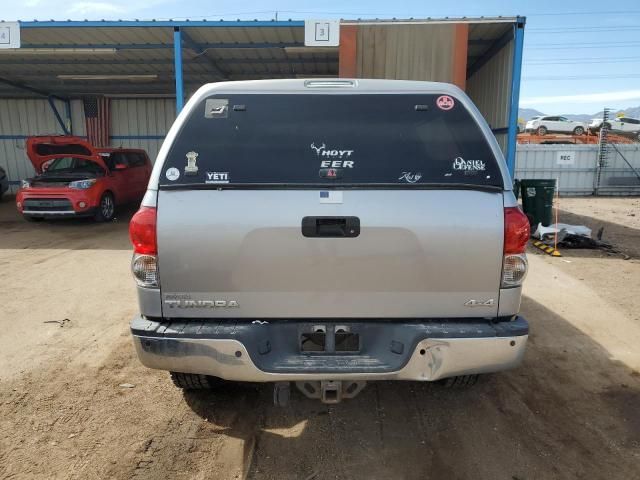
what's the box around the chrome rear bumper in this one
[131,316,528,382]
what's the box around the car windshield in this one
[44,157,104,175]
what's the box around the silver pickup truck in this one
[129,79,530,404]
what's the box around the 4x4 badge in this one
[464,299,494,307]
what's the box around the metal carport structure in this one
[0,17,524,191]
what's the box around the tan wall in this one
[466,40,514,153]
[356,24,456,82]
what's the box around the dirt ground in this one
[0,195,639,480]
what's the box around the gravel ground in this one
[0,195,639,480]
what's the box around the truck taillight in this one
[504,207,530,254]
[130,206,158,287]
[129,206,157,255]
[502,207,530,288]
[131,253,159,288]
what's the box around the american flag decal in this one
[83,96,110,147]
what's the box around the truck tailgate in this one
[157,189,504,318]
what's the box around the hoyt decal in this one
[311,142,355,168]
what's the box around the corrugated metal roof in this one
[0,20,337,97]
[0,18,519,98]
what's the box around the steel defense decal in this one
[453,157,486,171]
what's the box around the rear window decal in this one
[320,160,354,168]
[204,98,229,118]
[436,95,455,111]
[453,157,485,171]
[399,172,422,183]
[184,151,199,176]
[205,172,229,184]
[166,167,180,181]
[310,142,354,159]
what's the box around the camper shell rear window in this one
[160,93,503,188]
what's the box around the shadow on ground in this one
[550,208,640,259]
[178,296,640,480]
[0,195,135,250]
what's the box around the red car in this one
[16,136,152,222]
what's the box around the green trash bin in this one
[520,179,556,227]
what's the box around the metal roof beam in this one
[7,70,335,78]
[19,20,305,28]
[0,77,67,100]
[180,30,226,78]
[0,58,337,67]
[466,28,514,79]
[47,96,70,134]
[0,74,333,88]
[21,42,303,50]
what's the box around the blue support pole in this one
[173,27,184,113]
[47,96,70,135]
[506,17,525,178]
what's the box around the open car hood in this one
[26,136,107,174]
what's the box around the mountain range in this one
[518,106,640,122]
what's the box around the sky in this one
[4,0,640,115]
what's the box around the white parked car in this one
[603,117,640,139]
[589,118,604,133]
[525,116,587,136]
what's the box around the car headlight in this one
[21,179,31,189]
[68,179,97,189]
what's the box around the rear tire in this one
[573,126,584,135]
[94,192,115,222]
[170,372,215,390]
[440,375,480,388]
[536,126,547,135]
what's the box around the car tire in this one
[439,374,480,388]
[94,192,115,222]
[573,126,584,135]
[170,372,217,390]
[536,126,547,135]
